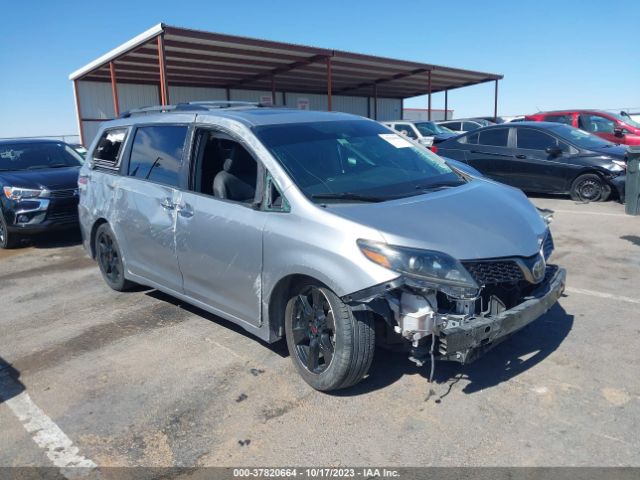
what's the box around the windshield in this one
[254,120,465,203]
[414,122,450,136]
[611,112,640,129]
[551,124,615,150]
[0,143,83,171]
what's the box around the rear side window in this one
[394,124,417,139]
[128,125,188,187]
[443,122,461,131]
[462,121,481,131]
[93,128,127,168]
[544,114,573,125]
[477,128,509,147]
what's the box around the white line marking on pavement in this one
[552,209,630,218]
[566,287,640,305]
[0,372,98,478]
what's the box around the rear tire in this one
[570,173,610,202]
[284,280,375,391]
[95,223,135,291]
[0,213,20,249]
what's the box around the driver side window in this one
[190,129,260,205]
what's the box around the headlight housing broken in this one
[357,239,479,297]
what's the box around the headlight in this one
[3,186,46,200]
[357,239,478,292]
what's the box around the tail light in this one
[78,175,89,188]
[430,145,438,154]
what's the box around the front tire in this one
[570,173,610,202]
[284,281,375,391]
[0,213,20,249]
[95,223,135,291]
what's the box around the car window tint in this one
[94,128,127,166]
[477,128,508,147]
[457,132,478,145]
[578,114,616,134]
[462,121,480,131]
[442,122,461,131]
[544,114,573,125]
[394,124,417,139]
[517,128,570,152]
[128,125,187,186]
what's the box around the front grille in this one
[542,232,554,260]
[48,188,78,199]
[462,260,525,286]
[46,207,78,223]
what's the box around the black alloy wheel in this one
[95,223,134,291]
[285,281,375,391]
[290,286,336,374]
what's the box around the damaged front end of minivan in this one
[342,232,566,379]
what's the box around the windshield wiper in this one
[311,192,387,202]
[414,181,465,191]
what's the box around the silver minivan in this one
[79,103,566,391]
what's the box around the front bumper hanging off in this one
[438,265,566,363]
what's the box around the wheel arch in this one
[89,217,109,259]
[266,273,330,341]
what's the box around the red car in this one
[525,110,640,146]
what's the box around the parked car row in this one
[434,122,627,202]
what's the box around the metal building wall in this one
[77,80,401,144]
[230,89,284,106]
[169,86,226,103]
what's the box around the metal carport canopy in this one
[69,23,502,114]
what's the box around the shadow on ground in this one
[335,303,574,397]
[145,289,289,358]
[144,283,573,397]
[0,356,25,404]
[28,229,82,249]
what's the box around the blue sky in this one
[1,0,638,139]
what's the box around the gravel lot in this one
[1,197,639,469]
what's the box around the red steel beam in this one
[373,83,378,120]
[271,75,276,105]
[72,80,85,146]
[444,89,448,120]
[109,61,120,116]
[494,79,499,122]
[326,57,332,111]
[157,34,169,105]
[427,70,432,121]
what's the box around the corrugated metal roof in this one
[70,24,502,99]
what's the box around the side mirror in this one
[545,146,562,157]
[614,127,625,137]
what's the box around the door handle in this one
[160,198,175,210]
[515,154,527,159]
[176,203,194,218]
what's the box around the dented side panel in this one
[175,190,267,328]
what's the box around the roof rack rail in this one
[119,101,264,118]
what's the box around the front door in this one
[510,127,575,193]
[113,124,189,293]
[175,129,266,326]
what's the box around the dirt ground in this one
[1,197,639,469]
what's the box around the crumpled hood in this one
[327,179,547,260]
[0,166,80,190]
